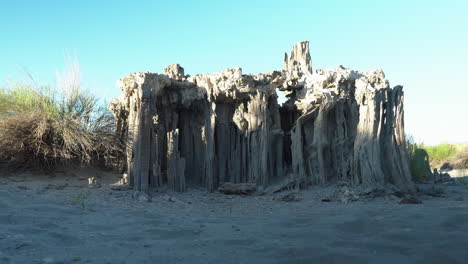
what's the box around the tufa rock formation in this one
[110,41,415,193]
[284,41,312,83]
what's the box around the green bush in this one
[424,143,467,167]
[0,58,122,169]
[406,135,432,182]
[0,84,59,118]
[406,135,468,182]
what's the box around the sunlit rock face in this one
[110,41,414,193]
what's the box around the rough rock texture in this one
[283,41,312,85]
[441,149,468,170]
[282,66,414,192]
[164,64,186,81]
[431,169,454,184]
[110,41,415,193]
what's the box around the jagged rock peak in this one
[164,64,185,81]
[284,41,312,79]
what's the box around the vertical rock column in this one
[245,92,270,186]
[352,79,387,187]
[167,129,186,192]
[285,65,415,192]
[284,41,313,79]
[381,86,415,192]
[203,103,216,191]
[110,73,166,192]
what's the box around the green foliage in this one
[424,143,467,167]
[411,149,433,182]
[0,84,59,118]
[406,136,432,182]
[0,60,123,168]
[406,134,468,182]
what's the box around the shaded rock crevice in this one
[110,42,415,193]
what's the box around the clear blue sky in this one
[1,0,467,145]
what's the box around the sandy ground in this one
[447,169,468,178]
[1,168,468,264]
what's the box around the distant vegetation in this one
[0,84,59,118]
[0,57,122,169]
[424,143,467,168]
[406,135,468,182]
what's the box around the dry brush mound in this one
[0,77,122,170]
[0,110,119,168]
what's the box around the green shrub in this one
[425,143,467,167]
[406,134,468,182]
[0,58,123,169]
[0,84,59,118]
[406,135,432,182]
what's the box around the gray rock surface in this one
[164,64,186,81]
[110,41,414,193]
[283,40,312,86]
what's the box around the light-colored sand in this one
[447,169,468,178]
[0,168,468,264]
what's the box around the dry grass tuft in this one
[0,107,122,169]
[0,55,123,169]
